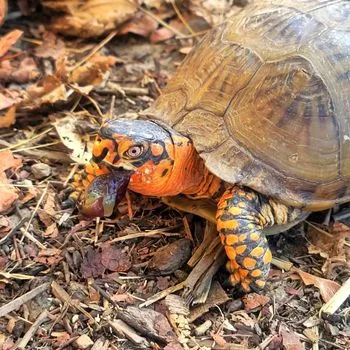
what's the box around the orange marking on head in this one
[251,269,262,277]
[263,250,272,264]
[243,257,257,269]
[238,234,247,242]
[225,234,239,246]
[87,175,95,183]
[228,207,242,215]
[250,247,265,257]
[235,245,247,255]
[92,139,115,158]
[255,280,266,288]
[150,143,164,157]
[250,232,260,241]
[239,268,249,278]
[224,246,236,260]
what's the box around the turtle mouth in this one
[78,170,132,219]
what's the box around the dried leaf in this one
[80,248,105,278]
[280,325,304,350]
[44,0,138,38]
[210,332,227,348]
[0,106,15,129]
[34,31,66,59]
[0,30,23,57]
[69,53,117,87]
[0,57,40,84]
[294,268,340,303]
[43,223,58,238]
[53,114,94,164]
[0,0,6,26]
[0,150,22,213]
[243,293,270,311]
[120,12,158,37]
[0,92,16,111]
[101,245,132,272]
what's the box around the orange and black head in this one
[81,118,196,217]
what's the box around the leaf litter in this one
[0,1,349,349]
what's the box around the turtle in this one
[74,0,350,292]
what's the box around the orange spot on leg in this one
[251,269,262,277]
[263,250,272,264]
[243,257,257,269]
[250,247,265,257]
[236,245,247,255]
[250,232,260,241]
[226,234,239,245]
[225,245,236,260]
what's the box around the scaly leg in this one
[217,186,306,292]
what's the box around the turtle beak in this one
[79,170,132,219]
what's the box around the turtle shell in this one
[146,0,350,210]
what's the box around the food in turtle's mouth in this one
[79,170,132,219]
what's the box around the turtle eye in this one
[125,145,143,159]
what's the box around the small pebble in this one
[31,163,51,179]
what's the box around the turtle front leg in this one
[217,186,305,292]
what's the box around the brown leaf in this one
[43,223,58,238]
[0,92,16,110]
[111,293,135,304]
[243,293,270,311]
[35,248,63,265]
[34,31,66,59]
[0,150,22,213]
[101,245,132,272]
[44,0,138,38]
[0,57,40,84]
[0,106,15,128]
[80,248,105,278]
[0,30,23,57]
[210,332,228,348]
[69,53,117,87]
[294,268,340,302]
[0,0,6,26]
[119,12,158,37]
[280,325,304,350]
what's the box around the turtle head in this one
[92,119,198,197]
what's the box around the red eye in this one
[126,145,143,158]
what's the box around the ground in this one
[0,1,350,350]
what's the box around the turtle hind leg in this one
[217,186,305,292]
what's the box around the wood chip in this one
[74,334,94,349]
[108,319,150,349]
[0,282,51,318]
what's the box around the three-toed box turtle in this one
[74,0,350,292]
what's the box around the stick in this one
[0,282,51,318]
[320,276,350,315]
[16,310,50,349]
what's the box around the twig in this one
[20,185,48,249]
[320,276,350,315]
[70,30,118,72]
[51,280,96,324]
[0,282,51,318]
[307,221,350,248]
[16,310,50,349]
[170,0,195,35]
[2,127,53,151]
[0,216,28,244]
[139,282,185,308]
[12,141,62,153]
[139,7,186,38]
